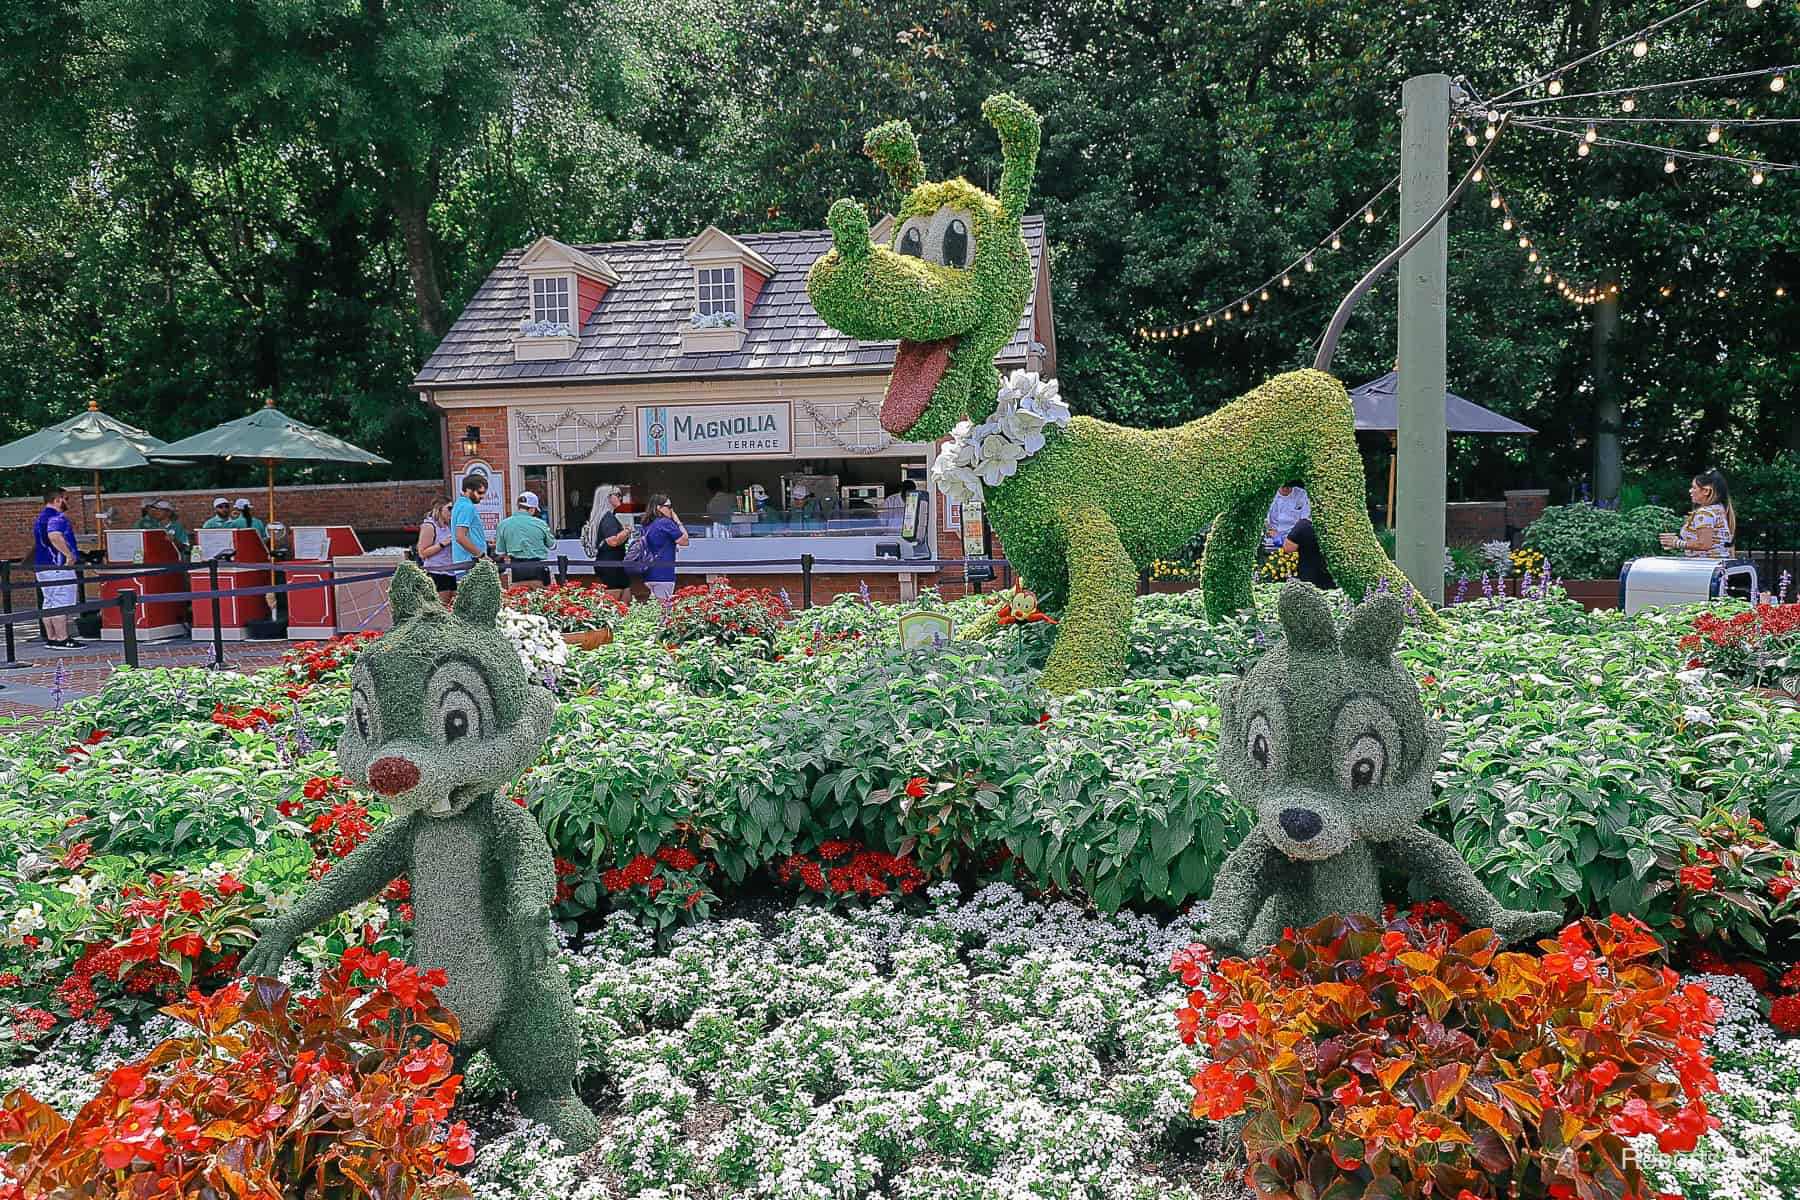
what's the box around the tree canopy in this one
[0,0,1793,503]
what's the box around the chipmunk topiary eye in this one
[928,208,976,270]
[426,658,495,748]
[1332,698,1400,794]
[350,685,378,743]
[1246,712,1278,774]
[896,220,926,259]
[1345,734,1386,790]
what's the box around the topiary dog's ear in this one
[390,562,441,624]
[1342,592,1405,663]
[453,560,503,627]
[981,93,1040,227]
[864,120,924,195]
[1277,581,1338,653]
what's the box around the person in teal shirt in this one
[151,500,191,552]
[451,473,489,566]
[495,491,556,587]
[202,497,235,528]
[230,499,269,543]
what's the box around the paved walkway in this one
[0,633,292,726]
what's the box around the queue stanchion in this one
[801,554,814,610]
[0,562,22,670]
[557,554,569,585]
[206,559,229,671]
[119,590,139,669]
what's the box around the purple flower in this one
[859,580,872,608]
[1375,575,1391,595]
[1251,626,1267,648]
[1481,572,1494,600]
[1453,575,1469,605]
[780,587,793,610]
[291,718,315,757]
[52,660,67,709]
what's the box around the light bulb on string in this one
[1472,168,1484,182]
[1665,155,1678,173]
[1547,76,1563,96]
[1578,142,1592,157]
[1281,274,1292,288]
[1659,285,1672,297]
[1241,300,1251,313]
[1747,0,1763,8]
[1543,271,1555,284]
[1303,256,1315,273]
[1331,234,1342,250]
[1751,168,1766,185]
[1465,131,1479,147]
[1223,310,1233,322]
[1717,288,1728,298]
[1519,235,1531,249]
[1364,207,1376,224]
[1206,316,1215,327]
[1485,123,1497,141]
[1503,217,1515,231]
[1772,73,1787,93]
[1490,190,1503,209]
[1621,95,1637,112]
[1584,124,1598,143]
[1486,109,1499,123]
[1708,124,1723,144]
[1528,249,1539,263]
[1632,38,1649,57]
[1260,289,1271,302]
[1777,287,1788,298]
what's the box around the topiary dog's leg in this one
[1303,433,1439,625]
[1039,508,1135,693]
[1199,491,1272,621]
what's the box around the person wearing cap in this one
[494,491,556,588]
[135,501,161,530]
[229,498,268,543]
[202,497,235,529]
[151,500,191,552]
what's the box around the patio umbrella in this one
[156,398,389,529]
[0,400,179,535]
[1346,372,1536,528]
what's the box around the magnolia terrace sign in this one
[638,402,792,457]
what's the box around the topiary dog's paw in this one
[862,120,923,192]
[1493,908,1565,944]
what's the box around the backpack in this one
[623,524,650,564]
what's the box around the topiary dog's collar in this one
[931,370,1071,507]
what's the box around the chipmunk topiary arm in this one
[240,562,599,1151]
[1202,582,1563,952]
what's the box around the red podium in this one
[100,530,189,642]
[284,526,365,639]
[192,528,272,642]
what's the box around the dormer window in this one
[532,276,572,327]
[696,267,739,321]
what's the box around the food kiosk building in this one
[412,219,1053,601]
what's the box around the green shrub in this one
[1521,503,1679,579]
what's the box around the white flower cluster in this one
[688,310,739,330]
[496,607,569,677]
[517,319,575,338]
[931,371,1072,507]
[466,885,1212,1199]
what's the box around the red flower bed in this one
[776,841,926,901]
[1679,603,1800,695]
[283,630,383,683]
[503,582,626,633]
[660,582,789,650]
[1174,913,1719,1200]
[599,844,716,929]
[0,947,474,1199]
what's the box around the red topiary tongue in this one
[882,339,954,434]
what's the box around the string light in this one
[1465,131,1479,147]
[1633,38,1650,58]
[1281,274,1291,288]
[1708,123,1722,143]
[1363,207,1377,223]
[1751,168,1766,184]
[1490,189,1503,208]
[1621,94,1637,112]
[1664,154,1678,172]
[1472,167,1484,182]
[1578,141,1592,157]
[1303,256,1315,273]
[1260,289,1271,301]
[1503,216,1515,231]
[1331,234,1341,250]
[1548,76,1564,96]
[1773,73,1787,93]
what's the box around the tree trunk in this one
[386,164,449,340]
[1591,285,1621,505]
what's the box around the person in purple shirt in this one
[640,493,689,603]
[33,485,82,648]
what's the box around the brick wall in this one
[1505,489,1549,537]
[0,480,445,561]
[1445,502,1507,548]
[444,406,511,497]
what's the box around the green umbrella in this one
[157,398,390,529]
[0,400,178,534]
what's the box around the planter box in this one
[562,628,614,650]
[1147,580,1202,594]
[1561,578,1619,611]
[681,325,745,354]
[512,334,578,362]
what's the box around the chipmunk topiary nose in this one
[368,755,421,796]
[1279,807,1323,842]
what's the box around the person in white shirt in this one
[1265,483,1311,546]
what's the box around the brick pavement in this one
[0,637,291,727]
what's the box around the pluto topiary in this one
[806,93,1433,693]
[242,561,599,1150]
[1202,581,1561,954]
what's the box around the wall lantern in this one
[462,426,482,457]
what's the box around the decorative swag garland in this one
[930,370,1071,507]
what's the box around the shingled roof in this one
[412,217,1047,390]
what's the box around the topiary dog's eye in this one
[1344,733,1386,791]
[942,218,970,268]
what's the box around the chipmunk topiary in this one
[1202,581,1561,954]
[242,561,599,1150]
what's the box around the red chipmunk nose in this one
[368,756,421,796]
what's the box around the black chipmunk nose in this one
[1279,808,1323,842]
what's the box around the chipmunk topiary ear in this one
[452,560,503,627]
[390,562,441,624]
[1276,581,1338,653]
[1342,592,1405,663]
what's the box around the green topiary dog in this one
[806,93,1433,694]
[1202,581,1561,954]
[242,561,599,1150]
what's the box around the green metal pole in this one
[1396,73,1450,604]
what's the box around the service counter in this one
[191,528,272,642]
[99,529,189,642]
